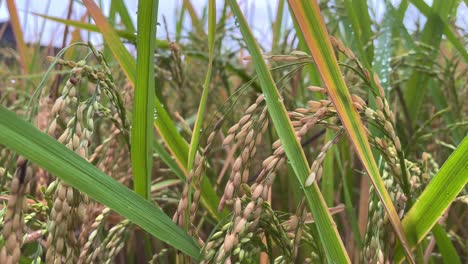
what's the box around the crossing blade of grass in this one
[289,10,322,89]
[111,0,136,32]
[431,224,462,264]
[271,0,285,53]
[321,131,335,206]
[394,136,468,263]
[404,0,459,125]
[185,0,216,229]
[131,0,159,199]
[342,0,372,67]
[187,0,215,172]
[0,106,201,260]
[351,0,373,62]
[6,0,29,74]
[154,140,186,180]
[409,0,467,62]
[287,1,415,263]
[153,101,189,173]
[334,142,363,249]
[33,13,132,39]
[82,0,222,219]
[151,179,181,193]
[183,0,205,36]
[154,105,225,223]
[83,0,136,82]
[175,4,186,42]
[33,13,169,49]
[403,0,463,143]
[372,2,394,97]
[228,1,350,263]
[385,3,462,144]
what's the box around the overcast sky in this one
[0,0,466,47]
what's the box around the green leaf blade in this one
[395,136,468,262]
[131,0,159,199]
[0,106,201,260]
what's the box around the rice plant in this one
[0,0,466,263]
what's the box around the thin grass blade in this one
[352,0,373,62]
[409,0,467,61]
[184,0,217,228]
[33,13,169,49]
[188,0,216,170]
[112,0,136,32]
[183,0,204,36]
[321,131,335,206]
[154,140,185,180]
[271,0,285,53]
[83,0,136,82]
[6,0,29,74]
[431,224,462,264]
[342,0,372,67]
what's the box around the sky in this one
[0,0,466,48]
